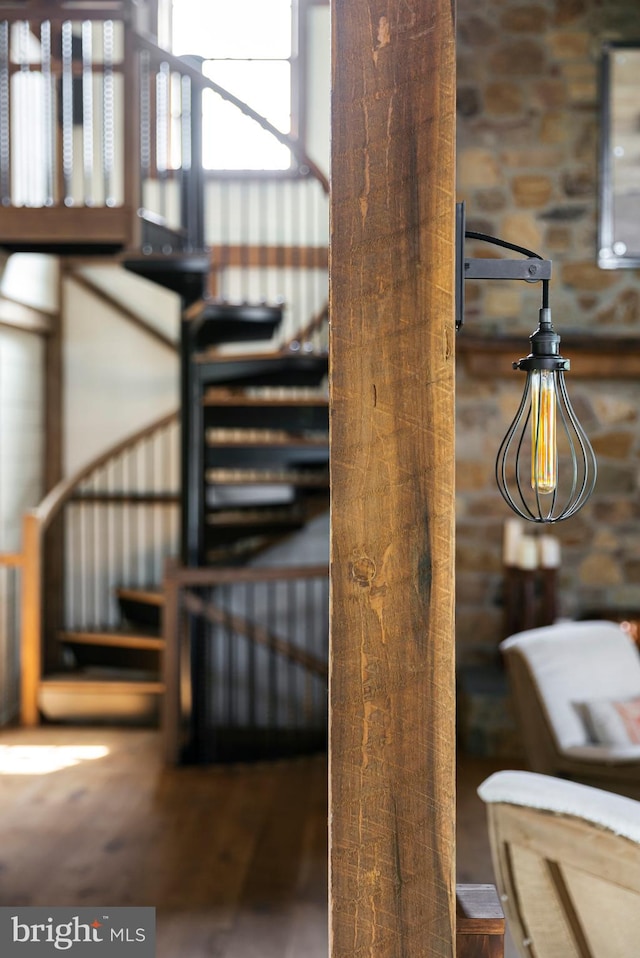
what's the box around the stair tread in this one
[207,513,302,528]
[59,630,164,651]
[116,587,164,606]
[206,468,329,486]
[205,427,327,447]
[185,300,283,322]
[39,672,165,694]
[195,349,326,365]
[203,390,328,407]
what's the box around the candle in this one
[503,518,523,567]
[516,535,538,571]
[539,535,561,569]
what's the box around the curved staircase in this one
[0,1,330,761]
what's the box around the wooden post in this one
[20,512,42,726]
[456,886,505,958]
[43,262,64,674]
[329,0,457,956]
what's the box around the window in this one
[170,0,296,171]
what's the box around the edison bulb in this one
[530,369,556,494]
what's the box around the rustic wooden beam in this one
[42,262,65,674]
[330,0,457,956]
[208,244,329,270]
[458,332,640,379]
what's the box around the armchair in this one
[478,770,640,958]
[501,620,640,789]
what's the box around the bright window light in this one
[0,745,110,775]
[171,0,294,171]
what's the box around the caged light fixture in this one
[456,203,597,524]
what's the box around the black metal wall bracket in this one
[455,202,552,330]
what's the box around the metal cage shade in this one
[495,369,597,523]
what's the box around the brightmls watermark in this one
[0,907,155,956]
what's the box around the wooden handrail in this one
[182,589,328,678]
[170,563,328,587]
[0,4,130,24]
[19,408,180,725]
[0,551,23,567]
[33,410,178,531]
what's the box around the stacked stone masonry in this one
[456,0,640,676]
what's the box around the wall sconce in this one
[456,203,597,524]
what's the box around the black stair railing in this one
[163,562,329,764]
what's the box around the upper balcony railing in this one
[0,1,329,264]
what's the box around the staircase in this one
[0,1,330,761]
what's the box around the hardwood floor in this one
[0,727,327,958]
[0,726,520,957]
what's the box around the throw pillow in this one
[575,696,640,746]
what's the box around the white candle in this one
[516,535,538,571]
[539,535,561,569]
[503,518,523,567]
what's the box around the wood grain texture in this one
[329,1,456,956]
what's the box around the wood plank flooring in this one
[0,726,519,957]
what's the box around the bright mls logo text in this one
[11,915,148,950]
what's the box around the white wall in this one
[306,4,330,175]
[0,326,44,549]
[63,267,179,475]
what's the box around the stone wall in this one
[456,0,640,667]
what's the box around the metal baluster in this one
[220,179,230,300]
[40,20,54,206]
[81,20,94,205]
[241,182,251,301]
[180,73,192,246]
[224,584,234,728]
[106,458,116,627]
[61,20,73,205]
[304,576,313,724]
[156,60,169,222]
[103,19,115,206]
[129,446,139,587]
[79,500,88,629]
[139,49,151,184]
[16,21,30,205]
[0,21,9,205]
[92,472,100,628]
[287,578,297,729]
[161,426,170,571]
[295,180,304,345]
[247,580,256,735]
[267,579,277,738]
[7,567,17,718]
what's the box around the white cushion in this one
[478,769,640,844]
[501,621,640,752]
